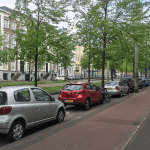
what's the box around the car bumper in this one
[107,90,120,96]
[0,121,10,134]
[64,102,83,106]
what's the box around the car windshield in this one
[0,92,7,105]
[63,85,83,91]
[121,78,131,82]
[105,82,117,86]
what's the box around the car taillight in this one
[131,82,133,85]
[76,91,83,94]
[0,106,12,115]
[140,80,143,82]
[115,86,118,90]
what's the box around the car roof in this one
[0,86,37,92]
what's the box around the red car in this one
[58,83,104,110]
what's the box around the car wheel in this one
[84,99,90,110]
[55,109,65,123]
[6,121,24,142]
[127,90,129,95]
[120,91,122,98]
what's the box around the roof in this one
[0,6,14,13]
[0,86,36,91]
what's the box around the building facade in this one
[0,6,59,81]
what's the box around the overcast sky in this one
[0,0,149,28]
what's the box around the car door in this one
[91,84,102,102]
[31,88,57,124]
[122,82,128,93]
[85,84,94,103]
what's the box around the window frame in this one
[4,19,9,28]
[31,88,51,101]
[14,88,31,102]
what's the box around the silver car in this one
[0,86,65,141]
[104,81,129,97]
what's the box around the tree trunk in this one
[34,53,38,87]
[126,65,127,77]
[88,52,90,83]
[29,61,30,82]
[64,66,67,80]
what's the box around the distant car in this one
[56,76,65,80]
[120,77,135,91]
[142,78,149,87]
[0,86,65,141]
[58,83,104,110]
[104,81,129,97]
[138,78,145,89]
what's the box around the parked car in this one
[104,81,129,97]
[0,86,65,141]
[138,78,145,89]
[56,76,65,81]
[142,78,149,87]
[58,83,104,110]
[120,77,135,91]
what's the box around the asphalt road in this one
[0,85,150,150]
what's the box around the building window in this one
[11,60,15,70]
[76,54,77,61]
[78,55,79,61]
[3,62,8,69]
[4,32,9,48]
[11,22,16,30]
[41,63,44,70]
[4,19,9,28]
[54,64,57,72]
[11,34,16,48]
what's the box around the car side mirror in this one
[51,97,55,101]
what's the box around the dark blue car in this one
[142,78,149,87]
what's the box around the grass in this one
[42,86,64,93]
[0,80,104,93]
[41,81,103,93]
[0,80,74,87]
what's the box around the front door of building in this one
[46,63,48,73]
[20,61,24,73]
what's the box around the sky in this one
[0,0,149,29]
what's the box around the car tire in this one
[84,99,90,110]
[127,90,129,95]
[120,91,123,98]
[55,109,65,123]
[6,121,24,142]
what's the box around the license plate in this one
[107,88,112,90]
[65,100,73,102]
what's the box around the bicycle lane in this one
[23,88,150,150]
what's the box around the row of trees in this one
[73,0,150,87]
[0,0,78,86]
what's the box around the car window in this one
[31,88,50,101]
[0,92,7,105]
[14,88,30,102]
[63,85,83,91]
[85,84,92,90]
[121,78,131,82]
[91,84,97,90]
[105,82,117,86]
[119,82,122,86]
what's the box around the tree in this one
[74,0,150,87]
[52,28,77,80]
[10,0,69,86]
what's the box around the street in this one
[0,85,150,150]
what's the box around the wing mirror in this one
[51,96,55,101]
